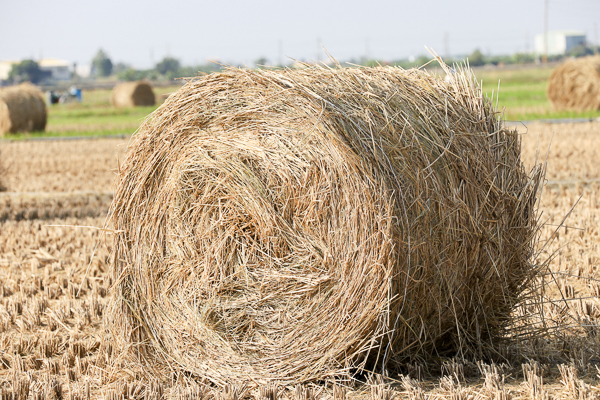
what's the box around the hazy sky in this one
[1,0,598,69]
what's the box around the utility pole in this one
[595,23,598,55]
[72,62,78,83]
[365,37,371,61]
[525,30,530,54]
[278,40,283,67]
[543,0,548,63]
[444,32,449,59]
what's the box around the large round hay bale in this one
[111,81,156,108]
[108,65,542,385]
[547,55,600,111]
[0,83,47,135]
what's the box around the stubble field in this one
[0,122,599,399]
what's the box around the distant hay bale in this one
[108,64,543,385]
[547,56,600,111]
[0,83,47,135]
[111,81,156,108]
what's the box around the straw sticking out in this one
[107,63,543,385]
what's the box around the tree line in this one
[7,45,600,85]
[91,49,224,81]
[6,49,223,84]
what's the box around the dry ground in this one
[0,123,599,399]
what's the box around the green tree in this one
[468,49,485,67]
[112,62,131,75]
[117,68,159,82]
[8,60,49,83]
[512,53,535,64]
[363,59,379,67]
[117,68,142,82]
[92,49,113,77]
[155,57,180,75]
[415,55,432,67]
[567,44,593,58]
[254,57,268,68]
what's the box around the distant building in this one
[534,31,586,56]
[39,58,71,80]
[0,60,19,81]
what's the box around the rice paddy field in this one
[1,68,600,399]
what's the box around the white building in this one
[534,31,586,56]
[75,64,91,78]
[0,60,19,81]
[39,58,71,80]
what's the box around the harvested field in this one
[521,122,600,182]
[0,138,127,193]
[0,217,111,398]
[0,192,112,222]
[0,118,600,398]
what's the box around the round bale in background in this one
[547,55,600,111]
[0,83,47,136]
[108,64,543,385]
[111,80,156,108]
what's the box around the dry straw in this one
[0,83,47,135]
[0,149,5,192]
[547,55,600,111]
[108,61,543,385]
[111,81,156,108]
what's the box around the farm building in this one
[534,30,586,56]
[39,58,71,80]
[75,64,92,78]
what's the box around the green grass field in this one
[8,85,182,140]
[6,66,599,140]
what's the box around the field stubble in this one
[1,138,127,193]
[0,123,599,398]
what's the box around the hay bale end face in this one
[108,65,543,385]
[547,55,600,111]
[111,81,156,108]
[0,83,47,135]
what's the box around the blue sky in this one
[1,0,598,68]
